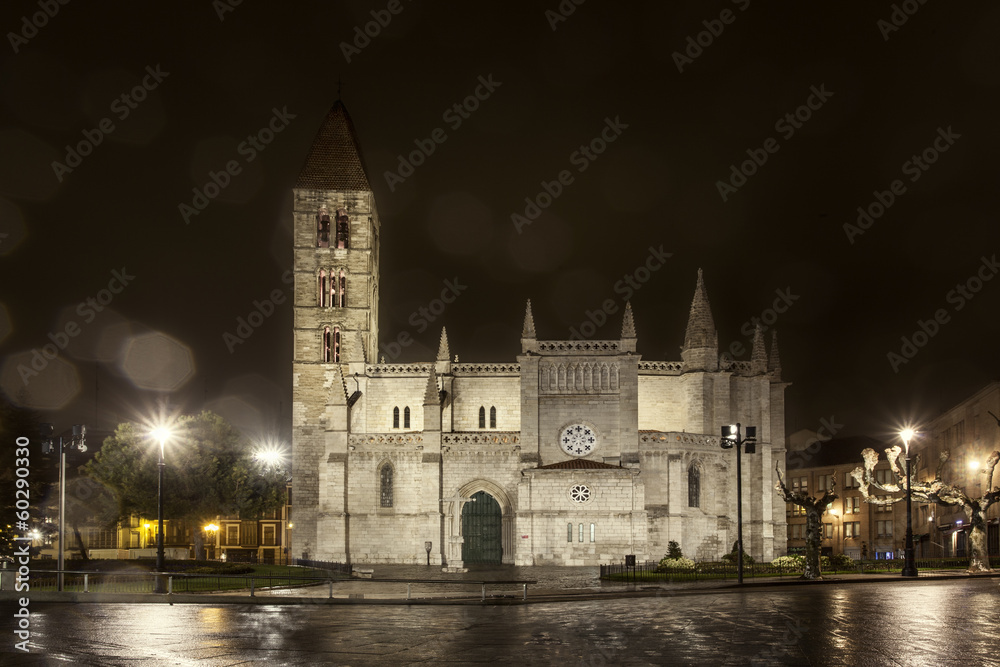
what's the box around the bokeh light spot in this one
[1,351,81,410]
[120,332,195,391]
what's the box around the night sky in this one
[1,1,998,445]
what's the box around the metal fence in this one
[6,570,332,595]
[600,557,977,581]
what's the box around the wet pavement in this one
[2,577,998,665]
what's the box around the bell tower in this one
[291,99,380,560]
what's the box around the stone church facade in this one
[291,100,789,568]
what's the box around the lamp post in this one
[721,423,756,584]
[900,428,918,577]
[40,423,87,592]
[204,524,219,560]
[150,427,171,592]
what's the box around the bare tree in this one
[851,447,1000,573]
[775,464,838,579]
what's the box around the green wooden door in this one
[462,491,502,564]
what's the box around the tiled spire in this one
[296,100,371,190]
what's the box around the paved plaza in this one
[2,570,998,665]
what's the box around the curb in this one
[2,571,996,606]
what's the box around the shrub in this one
[824,554,854,571]
[722,551,755,565]
[667,540,683,559]
[770,555,805,570]
[657,556,696,571]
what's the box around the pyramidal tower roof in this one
[296,99,371,191]
[683,268,717,349]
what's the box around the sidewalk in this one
[3,567,997,605]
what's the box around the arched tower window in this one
[317,207,331,248]
[318,270,328,307]
[335,208,349,249]
[688,464,701,508]
[393,407,399,429]
[338,269,346,307]
[403,406,410,429]
[379,463,393,508]
[490,406,497,429]
[479,406,486,429]
[322,327,331,362]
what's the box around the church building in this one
[290,100,789,568]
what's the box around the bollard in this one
[481,584,486,601]
[407,583,411,600]
[168,576,173,595]
[83,574,88,593]
[329,579,334,599]
[523,583,527,601]
[250,578,255,597]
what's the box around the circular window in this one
[559,423,598,457]
[570,484,591,503]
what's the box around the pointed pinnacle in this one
[424,366,439,404]
[683,268,717,349]
[522,299,536,338]
[768,330,782,377]
[621,301,636,338]
[437,327,451,361]
[751,324,767,374]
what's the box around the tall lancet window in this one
[379,463,393,508]
[403,407,410,429]
[318,270,328,307]
[489,406,497,429]
[393,407,400,429]
[479,407,486,429]
[317,207,331,248]
[688,465,700,508]
[337,269,346,307]
[323,326,340,363]
[335,209,349,249]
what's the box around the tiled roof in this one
[295,100,371,191]
[537,459,623,470]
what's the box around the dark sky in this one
[1,1,998,445]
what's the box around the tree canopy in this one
[83,411,287,527]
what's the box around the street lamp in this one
[40,423,87,592]
[721,423,756,584]
[204,524,219,560]
[150,426,171,592]
[900,428,918,577]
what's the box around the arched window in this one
[392,407,399,429]
[318,270,327,307]
[322,327,331,362]
[403,406,410,429]
[317,207,331,248]
[688,465,700,508]
[489,406,497,429]
[479,407,486,429]
[379,463,393,508]
[338,269,346,307]
[335,208,349,249]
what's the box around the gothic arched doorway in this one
[462,491,503,564]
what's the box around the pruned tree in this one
[775,464,838,579]
[851,446,1000,573]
